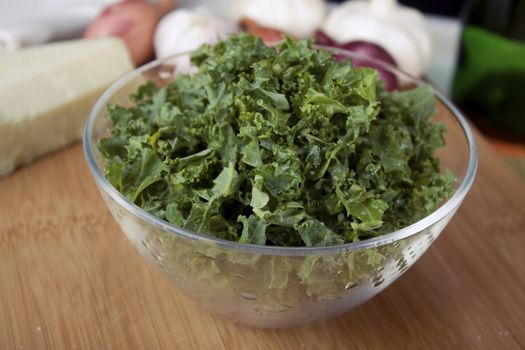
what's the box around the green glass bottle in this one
[453,0,525,136]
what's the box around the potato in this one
[84,1,160,66]
[240,18,286,45]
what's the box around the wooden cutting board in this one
[1,127,524,350]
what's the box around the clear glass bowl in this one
[83,48,477,328]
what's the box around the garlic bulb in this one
[154,7,238,72]
[232,0,327,39]
[322,0,432,77]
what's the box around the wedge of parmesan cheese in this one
[0,38,133,176]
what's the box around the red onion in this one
[314,31,398,91]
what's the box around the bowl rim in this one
[83,45,478,256]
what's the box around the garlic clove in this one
[232,0,327,39]
[322,0,432,77]
[154,7,238,72]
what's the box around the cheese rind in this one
[0,38,133,176]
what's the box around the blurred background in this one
[1,0,524,177]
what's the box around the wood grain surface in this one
[1,128,524,350]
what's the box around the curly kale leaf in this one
[99,34,454,247]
